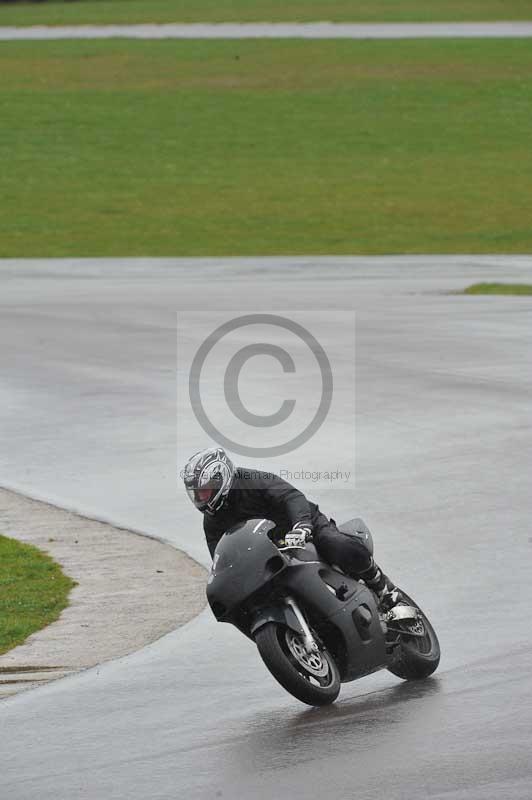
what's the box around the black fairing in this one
[337,517,374,556]
[277,555,387,681]
[206,519,284,620]
[206,518,388,682]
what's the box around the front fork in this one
[284,596,319,654]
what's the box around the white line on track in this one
[1,21,532,41]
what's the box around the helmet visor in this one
[186,476,222,510]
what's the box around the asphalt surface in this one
[1,256,531,799]
[1,21,532,40]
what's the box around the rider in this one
[183,446,396,602]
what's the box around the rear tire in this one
[387,592,440,681]
[255,623,340,706]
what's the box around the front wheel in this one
[386,591,440,681]
[255,623,340,706]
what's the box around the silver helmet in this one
[183,447,235,515]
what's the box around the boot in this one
[358,558,396,604]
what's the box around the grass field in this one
[463,283,532,295]
[1,0,531,27]
[1,39,531,256]
[0,534,75,655]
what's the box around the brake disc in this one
[285,630,329,677]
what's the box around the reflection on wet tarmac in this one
[234,678,443,772]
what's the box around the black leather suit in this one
[203,468,372,576]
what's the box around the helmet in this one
[183,447,235,515]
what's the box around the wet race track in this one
[1,257,531,799]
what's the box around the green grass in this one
[462,283,532,295]
[1,39,532,256]
[1,0,531,27]
[0,534,75,655]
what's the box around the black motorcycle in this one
[207,518,440,706]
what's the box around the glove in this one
[284,525,312,548]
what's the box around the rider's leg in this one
[312,519,395,598]
[356,558,396,598]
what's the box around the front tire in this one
[387,591,440,681]
[255,623,340,706]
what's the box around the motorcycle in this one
[206,517,440,706]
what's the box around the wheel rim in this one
[283,629,332,684]
[402,612,433,655]
[405,616,425,636]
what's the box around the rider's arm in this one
[261,473,313,533]
[203,514,224,559]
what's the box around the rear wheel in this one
[386,592,440,681]
[255,623,340,706]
